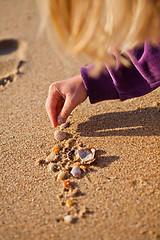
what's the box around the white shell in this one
[54,130,66,141]
[64,215,73,224]
[59,121,70,130]
[70,166,81,178]
[46,152,58,163]
[47,163,55,172]
[78,148,96,164]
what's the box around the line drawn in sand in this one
[0,39,27,90]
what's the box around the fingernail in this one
[57,116,62,125]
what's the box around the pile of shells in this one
[35,121,97,223]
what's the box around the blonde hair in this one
[38,0,160,67]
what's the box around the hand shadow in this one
[77,107,160,137]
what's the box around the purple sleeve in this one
[80,41,160,103]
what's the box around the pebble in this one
[71,166,81,178]
[64,215,73,224]
[47,162,55,172]
[57,171,66,180]
[46,152,58,163]
[51,144,61,153]
[66,199,73,207]
[63,180,72,189]
[54,130,66,141]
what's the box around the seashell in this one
[63,180,71,189]
[57,171,66,180]
[70,166,81,178]
[66,199,73,207]
[54,130,66,141]
[64,215,73,224]
[51,144,61,153]
[80,165,87,172]
[77,148,96,164]
[59,121,70,130]
[46,152,58,163]
[48,162,55,172]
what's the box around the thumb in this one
[57,96,74,125]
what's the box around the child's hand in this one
[46,75,87,127]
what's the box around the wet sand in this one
[0,1,160,239]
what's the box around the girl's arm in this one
[80,40,160,104]
[46,41,160,127]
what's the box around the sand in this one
[0,1,160,239]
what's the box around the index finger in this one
[46,87,62,127]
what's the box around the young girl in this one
[39,0,160,127]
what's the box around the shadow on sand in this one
[77,107,160,137]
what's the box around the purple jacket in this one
[80,41,160,103]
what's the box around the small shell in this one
[70,166,81,178]
[66,199,73,207]
[48,162,55,172]
[78,148,96,164]
[51,144,61,153]
[64,215,73,224]
[54,130,66,141]
[80,165,87,172]
[46,152,58,163]
[63,180,71,189]
[59,121,70,130]
[57,171,66,180]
